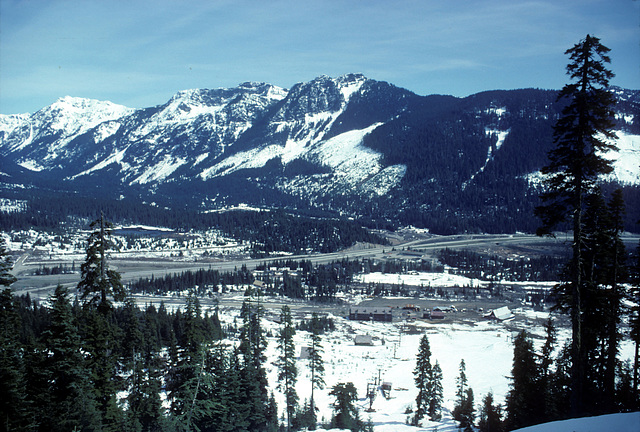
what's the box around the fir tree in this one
[80,308,124,431]
[452,358,468,422]
[41,284,101,432]
[169,291,213,432]
[329,382,361,431]
[308,312,326,425]
[428,361,443,422]
[78,214,126,314]
[506,331,540,429]
[453,359,475,431]
[238,300,270,431]
[478,392,504,432]
[413,334,441,424]
[76,216,128,430]
[277,305,298,430]
[535,34,617,417]
[602,188,626,411]
[539,318,557,420]
[0,236,16,287]
[0,287,33,431]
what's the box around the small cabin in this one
[354,334,374,346]
[484,306,514,321]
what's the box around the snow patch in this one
[131,155,188,184]
[69,146,130,179]
[17,160,44,172]
[512,412,640,432]
[463,128,510,190]
[602,131,640,185]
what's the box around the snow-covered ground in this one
[512,412,640,432]
[2,227,248,261]
[209,300,637,432]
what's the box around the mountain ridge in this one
[1,74,638,233]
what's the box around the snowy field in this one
[208,299,637,432]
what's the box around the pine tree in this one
[428,361,443,422]
[452,358,468,422]
[80,307,124,431]
[78,214,126,314]
[41,284,101,432]
[169,291,212,432]
[277,305,298,430]
[460,388,475,432]
[238,300,269,431]
[539,318,557,420]
[535,34,617,417]
[76,216,128,430]
[329,382,360,431]
[413,334,442,424]
[603,188,626,411]
[0,287,33,431]
[453,359,475,431]
[549,342,572,419]
[122,298,167,432]
[506,330,540,429]
[478,392,504,432]
[308,312,325,425]
[0,237,32,431]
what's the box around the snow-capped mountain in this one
[1,75,638,233]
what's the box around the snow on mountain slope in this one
[0,97,133,165]
[463,128,510,190]
[69,83,288,184]
[603,131,640,185]
[1,77,637,230]
[0,113,30,141]
[526,131,640,187]
[199,75,372,181]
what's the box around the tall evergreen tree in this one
[535,34,617,417]
[277,305,298,430]
[452,358,468,422]
[506,331,540,430]
[78,214,126,314]
[308,312,326,424]
[76,216,127,430]
[478,392,504,432]
[453,359,475,430]
[80,308,124,431]
[329,382,360,432]
[413,334,441,424]
[539,318,558,420]
[238,300,270,431]
[0,236,16,287]
[0,286,32,431]
[1,237,36,430]
[168,291,213,432]
[428,361,443,422]
[603,189,626,411]
[41,284,101,432]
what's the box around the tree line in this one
[436,248,568,282]
[0,193,388,256]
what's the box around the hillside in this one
[1,75,638,233]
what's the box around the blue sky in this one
[1,0,638,114]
